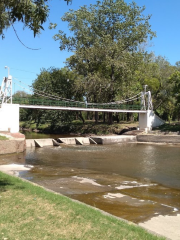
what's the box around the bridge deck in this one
[19,104,147,113]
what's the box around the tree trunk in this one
[116,113,119,123]
[79,111,85,124]
[103,112,106,123]
[86,111,90,120]
[108,112,113,124]
[127,112,130,122]
[95,111,99,123]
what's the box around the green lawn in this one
[0,135,8,140]
[0,172,165,240]
[155,122,180,132]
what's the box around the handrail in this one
[12,97,142,110]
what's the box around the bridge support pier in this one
[0,104,19,133]
[139,110,165,131]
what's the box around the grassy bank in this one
[156,122,180,132]
[0,172,165,240]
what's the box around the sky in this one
[1,0,180,94]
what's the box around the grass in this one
[0,172,165,240]
[153,122,180,133]
[0,135,8,140]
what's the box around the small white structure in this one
[139,110,165,131]
[0,104,20,133]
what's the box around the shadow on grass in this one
[156,123,180,133]
[0,174,25,192]
[0,178,13,192]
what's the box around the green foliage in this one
[168,71,180,120]
[54,0,156,103]
[0,0,72,38]
[0,135,8,140]
[13,91,32,121]
[30,67,79,127]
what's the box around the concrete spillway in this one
[26,136,136,148]
[25,134,180,148]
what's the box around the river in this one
[0,134,180,225]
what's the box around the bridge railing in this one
[12,97,142,110]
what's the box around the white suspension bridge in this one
[0,73,164,133]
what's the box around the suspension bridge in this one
[0,74,164,133]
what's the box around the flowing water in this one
[0,141,180,223]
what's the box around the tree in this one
[13,90,31,121]
[54,0,155,123]
[168,71,180,121]
[0,0,72,38]
[31,67,84,128]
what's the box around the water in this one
[0,142,180,223]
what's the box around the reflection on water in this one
[0,143,180,223]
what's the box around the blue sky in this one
[1,0,180,94]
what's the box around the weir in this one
[26,136,137,148]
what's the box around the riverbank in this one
[20,120,180,136]
[0,171,165,240]
[20,120,139,135]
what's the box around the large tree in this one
[54,0,156,105]
[0,0,72,38]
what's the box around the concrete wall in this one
[0,139,26,155]
[137,134,180,143]
[139,110,165,131]
[0,104,19,133]
[91,136,136,144]
[26,139,54,148]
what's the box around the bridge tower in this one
[0,75,12,104]
[0,75,19,133]
[139,90,164,131]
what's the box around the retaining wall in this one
[0,139,26,155]
[91,136,136,144]
[137,134,180,143]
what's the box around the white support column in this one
[0,104,20,133]
[139,110,154,131]
[139,110,165,131]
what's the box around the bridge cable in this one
[13,78,143,105]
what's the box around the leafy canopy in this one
[0,0,72,38]
[54,0,156,103]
